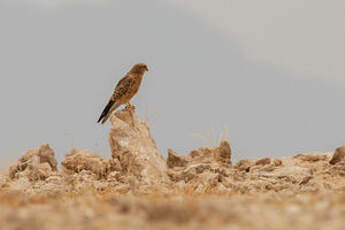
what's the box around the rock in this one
[255,158,271,166]
[108,107,168,184]
[187,140,232,165]
[36,162,53,179]
[327,160,345,176]
[273,159,282,166]
[8,176,32,191]
[0,174,8,189]
[168,141,232,167]
[167,149,188,168]
[234,160,252,172]
[166,141,231,185]
[61,150,118,178]
[296,154,328,162]
[45,175,63,184]
[215,141,232,164]
[329,146,345,165]
[272,166,312,181]
[168,163,212,183]
[8,144,57,181]
[299,176,313,185]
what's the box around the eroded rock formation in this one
[5,109,344,196]
[166,141,232,186]
[61,149,119,179]
[329,146,345,164]
[108,107,169,185]
[167,140,231,168]
[8,144,57,181]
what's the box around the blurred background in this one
[0,0,344,165]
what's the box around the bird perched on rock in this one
[97,63,149,124]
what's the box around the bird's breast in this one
[127,75,143,100]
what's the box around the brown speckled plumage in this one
[98,63,149,124]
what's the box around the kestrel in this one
[97,63,149,124]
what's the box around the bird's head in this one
[130,63,149,74]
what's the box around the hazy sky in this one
[1,0,345,165]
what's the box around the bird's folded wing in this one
[112,74,134,100]
[97,74,133,123]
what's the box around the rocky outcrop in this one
[329,146,345,165]
[8,144,57,181]
[167,149,188,168]
[167,140,231,169]
[234,159,252,171]
[167,141,231,186]
[108,107,169,185]
[294,153,328,162]
[254,157,271,166]
[61,149,119,179]
[5,108,345,198]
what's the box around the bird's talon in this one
[125,103,135,110]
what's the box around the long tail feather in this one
[100,112,111,125]
[97,99,115,123]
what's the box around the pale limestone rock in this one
[329,146,345,165]
[234,159,252,172]
[186,140,232,165]
[168,163,212,183]
[166,140,231,185]
[167,149,188,168]
[45,175,63,184]
[255,158,271,166]
[167,141,232,169]
[327,161,345,176]
[8,144,57,181]
[273,159,283,166]
[295,153,328,162]
[0,174,8,189]
[36,162,53,179]
[61,150,117,179]
[109,107,168,184]
[299,176,313,185]
[8,176,32,191]
[261,166,313,184]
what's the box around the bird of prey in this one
[97,63,149,124]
